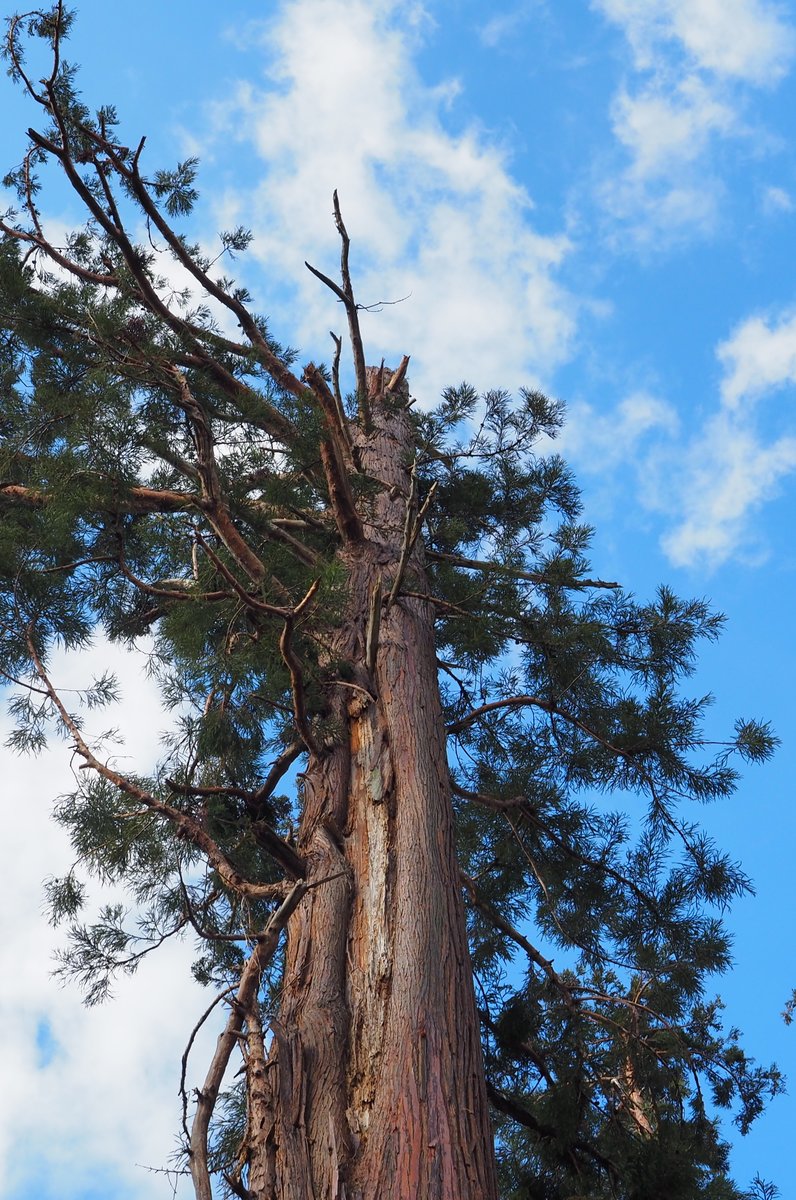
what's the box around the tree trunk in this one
[257,371,499,1199]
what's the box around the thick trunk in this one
[257,373,498,1199]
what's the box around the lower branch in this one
[188,882,308,1200]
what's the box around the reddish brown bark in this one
[258,370,498,1199]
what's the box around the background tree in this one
[0,7,782,1199]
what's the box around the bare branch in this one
[279,580,321,757]
[386,355,410,396]
[428,549,620,591]
[305,195,368,424]
[387,474,438,608]
[251,741,304,807]
[188,882,308,1200]
[328,330,349,442]
[303,364,363,543]
[180,984,238,1145]
[333,191,368,423]
[0,481,195,514]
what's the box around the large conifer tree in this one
[0,7,782,1198]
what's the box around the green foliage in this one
[0,9,783,1197]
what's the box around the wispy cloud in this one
[760,184,794,214]
[478,2,541,48]
[560,299,796,569]
[597,0,795,82]
[562,388,680,475]
[592,0,795,241]
[206,0,576,404]
[659,411,796,567]
[630,307,796,568]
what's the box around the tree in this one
[0,7,782,1199]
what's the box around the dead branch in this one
[328,331,349,438]
[333,191,368,423]
[0,481,195,514]
[188,882,308,1200]
[180,984,238,1145]
[386,355,410,396]
[304,192,368,426]
[386,471,438,608]
[279,580,321,757]
[303,364,363,543]
[427,549,620,591]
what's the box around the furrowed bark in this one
[261,368,498,1199]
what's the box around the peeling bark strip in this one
[262,369,498,1199]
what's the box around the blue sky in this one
[2,1,796,1195]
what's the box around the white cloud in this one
[562,389,680,471]
[0,641,216,1198]
[761,184,794,214]
[595,0,795,83]
[610,75,734,178]
[659,411,796,567]
[671,0,794,83]
[592,0,795,240]
[478,3,540,48]
[718,308,796,407]
[207,0,575,404]
[629,307,796,567]
[562,307,796,569]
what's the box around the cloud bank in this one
[206,0,576,404]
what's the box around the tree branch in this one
[428,549,620,591]
[303,363,363,543]
[25,626,295,902]
[447,694,630,763]
[279,580,321,757]
[460,871,575,1004]
[486,1081,618,1180]
[333,190,367,423]
[188,882,308,1200]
